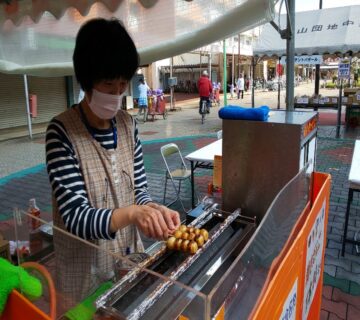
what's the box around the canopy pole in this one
[285,0,295,111]
[209,50,212,82]
[251,57,255,108]
[23,74,33,139]
[170,57,174,110]
[223,39,227,106]
[336,79,343,139]
[278,57,281,109]
[315,0,323,97]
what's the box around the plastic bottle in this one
[28,198,42,255]
[28,198,41,230]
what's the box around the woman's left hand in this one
[147,203,180,234]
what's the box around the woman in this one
[137,78,149,122]
[45,18,180,307]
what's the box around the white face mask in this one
[88,89,125,120]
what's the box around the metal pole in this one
[209,52,211,77]
[232,45,235,87]
[336,79,343,139]
[170,57,174,110]
[286,0,295,110]
[278,57,281,109]
[238,33,241,78]
[23,74,33,139]
[315,0,323,96]
[223,39,227,106]
[252,57,255,108]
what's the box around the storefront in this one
[0,73,67,137]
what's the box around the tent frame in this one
[252,0,295,111]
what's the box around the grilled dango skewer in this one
[195,234,205,247]
[189,241,198,254]
[174,238,183,250]
[200,229,209,241]
[167,236,176,250]
[174,230,182,239]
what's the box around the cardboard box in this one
[354,91,360,103]
[331,97,338,104]
[311,97,319,104]
[296,97,309,104]
[0,232,11,261]
[348,95,354,105]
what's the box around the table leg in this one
[191,161,195,208]
[342,188,353,256]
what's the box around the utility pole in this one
[285,0,295,110]
[315,0,323,96]
[223,39,227,106]
[238,33,241,79]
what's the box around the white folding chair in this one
[160,143,191,212]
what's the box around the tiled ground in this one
[316,127,360,319]
[0,87,359,317]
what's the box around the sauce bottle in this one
[28,198,41,230]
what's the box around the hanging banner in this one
[280,55,323,65]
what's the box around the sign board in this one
[280,55,323,65]
[280,279,298,320]
[338,61,351,80]
[302,200,326,319]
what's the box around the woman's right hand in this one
[128,204,171,240]
[110,204,171,240]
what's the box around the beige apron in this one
[53,106,144,309]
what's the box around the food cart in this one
[2,110,330,320]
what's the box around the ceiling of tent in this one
[254,5,360,58]
[0,0,276,76]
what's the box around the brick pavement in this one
[316,126,360,319]
[0,111,360,318]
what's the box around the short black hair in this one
[73,18,139,92]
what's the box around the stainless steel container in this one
[222,110,317,221]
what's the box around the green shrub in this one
[325,82,336,89]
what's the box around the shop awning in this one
[0,0,276,77]
[254,5,360,58]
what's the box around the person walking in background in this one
[236,74,245,99]
[137,78,150,122]
[197,70,212,114]
[229,83,235,100]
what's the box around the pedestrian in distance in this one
[45,18,180,309]
[197,70,212,114]
[137,78,150,122]
[236,74,245,99]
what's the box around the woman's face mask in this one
[88,89,125,120]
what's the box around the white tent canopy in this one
[0,0,275,77]
[254,5,360,58]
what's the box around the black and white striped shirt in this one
[46,116,152,240]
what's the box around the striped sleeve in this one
[45,118,115,240]
[133,119,152,205]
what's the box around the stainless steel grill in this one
[95,204,256,320]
